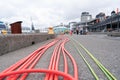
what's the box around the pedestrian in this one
[76,29,79,35]
[80,27,83,35]
[85,28,88,35]
[69,30,73,36]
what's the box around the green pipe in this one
[71,37,117,80]
[71,40,99,80]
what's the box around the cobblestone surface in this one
[0,34,120,80]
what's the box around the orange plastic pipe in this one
[0,69,75,80]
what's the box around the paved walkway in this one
[0,34,120,80]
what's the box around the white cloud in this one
[0,0,120,29]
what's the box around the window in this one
[0,25,6,30]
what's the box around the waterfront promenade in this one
[0,34,120,80]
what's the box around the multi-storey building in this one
[96,12,106,22]
[87,11,120,32]
[81,12,92,22]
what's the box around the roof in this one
[0,24,6,30]
[0,21,4,23]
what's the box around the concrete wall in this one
[107,32,120,37]
[89,32,120,37]
[0,33,55,55]
[88,32,108,35]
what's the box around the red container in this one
[10,21,22,34]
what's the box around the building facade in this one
[96,12,106,22]
[88,12,120,32]
[81,12,92,22]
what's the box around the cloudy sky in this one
[0,0,120,29]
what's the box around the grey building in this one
[87,12,120,32]
[81,12,92,22]
[96,12,106,22]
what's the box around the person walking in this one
[80,27,83,35]
[70,30,73,36]
[76,28,79,35]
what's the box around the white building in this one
[81,12,92,22]
[69,22,77,31]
